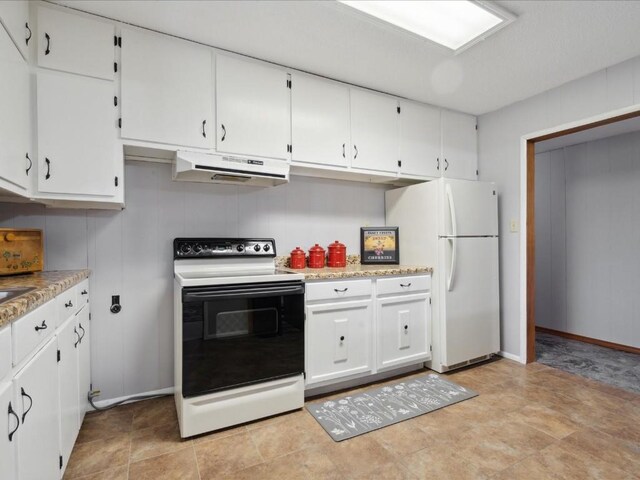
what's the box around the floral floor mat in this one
[306,373,477,441]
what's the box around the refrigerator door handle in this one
[445,183,457,237]
[447,237,457,291]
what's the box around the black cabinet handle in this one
[353,145,358,159]
[404,325,408,330]
[65,300,73,308]
[437,158,440,171]
[334,288,348,293]
[400,283,411,288]
[444,158,449,171]
[45,158,51,179]
[78,323,86,342]
[25,153,32,176]
[20,388,33,423]
[8,402,19,442]
[25,23,31,46]
[202,119,206,138]
[81,290,88,295]
[74,327,80,348]
[221,124,226,141]
[45,32,51,55]
[342,143,345,158]
[340,336,345,341]
[34,320,47,332]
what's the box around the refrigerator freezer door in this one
[440,179,498,237]
[439,237,500,367]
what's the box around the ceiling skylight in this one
[338,1,515,53]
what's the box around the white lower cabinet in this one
[0,381,17,480]
[305,275,431,390]
[376,293,431,371]
[13,337,60,480]
[76,306,91,424]
[306,299,373,386]
[58,314,80,470]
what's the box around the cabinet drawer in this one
[56,285,78,327]
[12,299,56,366]
[0,325,10,380]
[376,275,430,296]
[306,279,372,302]
[77,279,89,306]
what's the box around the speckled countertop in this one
[0,270,90,328]
[275,255,432,280]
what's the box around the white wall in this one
[535,131,640,348]
[0,161,388,400]
[478,54,640,359]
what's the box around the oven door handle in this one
[183,285,305,302]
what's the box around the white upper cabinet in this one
[291,73,350,168]
[36,70,118,197]
[350,89,399,173]
[37,6,115,80]
[441,110,478,181]
[120,28,214,149]
[0,24,30,193]
[216,54,290,160]
[398,100,440,178]
[0,0,30,60]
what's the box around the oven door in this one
[181,281,305,398]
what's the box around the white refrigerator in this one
[385,178,500,372]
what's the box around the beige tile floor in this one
[64,359,640,480]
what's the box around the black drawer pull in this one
[45,157,51,179]
[25,23,31,46]
[202,119,207,138]
[8,402,19,441]
[353,145,358,159]
[65,300,73,308]
[334,288,348,293]
[221,124,226,141]
[342,143,345,158]
[339,336,345,341]
[44,32,51,55]
[20,388,33,423]
[78,323,86,342]
[34,320,47,332]
[444,158,449,171]
[25,153,32,175]
[74,327,80,348]
[400,283,411,288]
[81,290,88,295]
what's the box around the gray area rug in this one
[536,332,640,393]
[306,374,477,441]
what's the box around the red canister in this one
[327,240,347,268]
[308,244,326,269]
[289,247,306,269]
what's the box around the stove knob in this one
[193,244,203,253]
[254,244,261,252]
[180,244,191,254]
[236,244,245,252]
[263,244,271,252]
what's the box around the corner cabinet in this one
[120,28,214,149]
[305,274,431,390]
[216,54,290,160]
[441,110,478,181]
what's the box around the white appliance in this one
[172,150,289,187]
[173,238,305,438]
[385,178,500,372]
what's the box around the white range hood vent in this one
[173,150,289,187]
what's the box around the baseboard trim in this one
[535,326,640,355]
[498,350,525,363]
[91,386,175,409]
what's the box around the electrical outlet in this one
[510,219,519,233]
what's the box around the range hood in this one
[173,150,289,187]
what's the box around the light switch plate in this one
[510,219,519,233]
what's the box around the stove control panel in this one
[174,238,276,259]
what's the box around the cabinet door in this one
[350,89,398,173]
[441,110,478,181]
[0,382,17,480]
[121,28,214,149]
[37,70,117,197]
[36,7,114,80]
[306,299,373,386]
[399,101,440,177]
[291,74,350,168]
[58,316,79,470]
[0,24,30,192]
[0,0,30,59]
[216,55,290,160]
[77,306,90,425]
[13,337,60,480]
[377,293,430,371]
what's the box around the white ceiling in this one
[54,0,640,115]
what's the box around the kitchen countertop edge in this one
[0,270,91,329]
[280,265,432,280]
